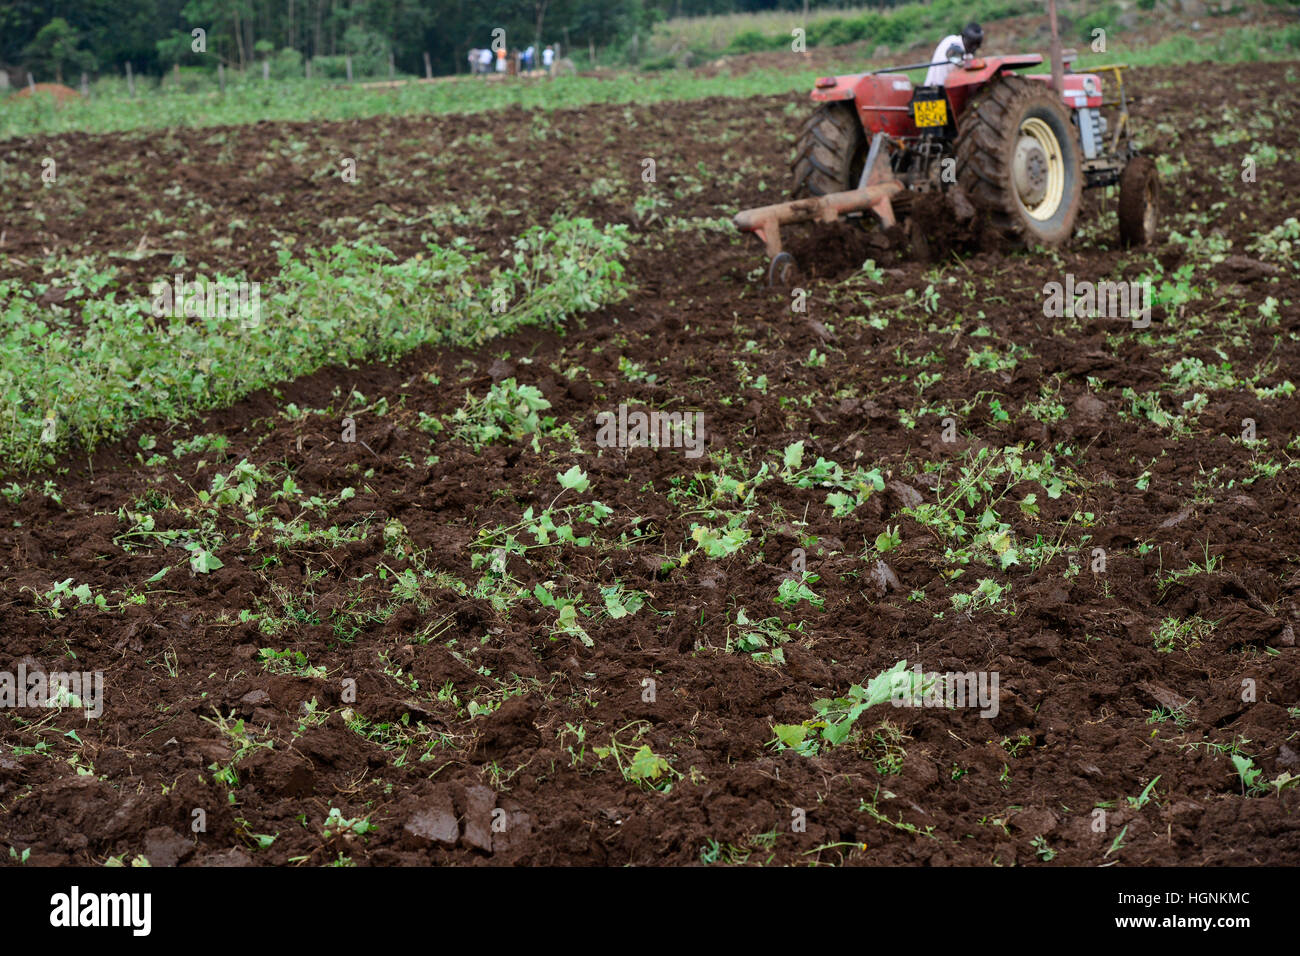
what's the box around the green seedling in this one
[773,660,930,755]
[1127,775,1161,809]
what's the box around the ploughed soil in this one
[1,60,1299,867]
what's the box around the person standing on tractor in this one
[923,22,983,87]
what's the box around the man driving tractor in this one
[923,22,984,86]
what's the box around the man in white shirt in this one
[542,45,555,71]
[923,22,983,87]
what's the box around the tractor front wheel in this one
[1118,156,1159,247]
[791,102,866,198]
[955,75,1083,247]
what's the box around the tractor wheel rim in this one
[1016,117,1066,221]
[1014,137,1049,206]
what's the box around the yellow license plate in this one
[913,98,948,127]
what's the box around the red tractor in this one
[735,49,1158,284]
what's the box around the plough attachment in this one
[734,132,901,286]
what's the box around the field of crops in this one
[1,56,1298,867]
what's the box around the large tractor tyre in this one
[1118,156,1159,248]
[955,75,1083,247]
[791,102,867,199]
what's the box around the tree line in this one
[3,0,916,82]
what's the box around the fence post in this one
[218,61,225,93]
[81,72,89,97]
[388,50,395,79]
[28,72,36,92]
[423,51,432,79]
[262,60,269,82]
[345,55,353,82]
[305,58,311,80]
[125,61,135,95]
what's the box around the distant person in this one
[468,48,480,75]
[496,47,507,73]
[542,45,555,73]
[924,22,983,87]
[523,45,535,72]
[479,48,492,75]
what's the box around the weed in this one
[1152,616,1215,654]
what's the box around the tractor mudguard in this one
[810,73,862,102]
[943,55,1044,115]
[943,54,1044,90]
[812,73,918,137]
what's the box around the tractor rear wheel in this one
[791,102,866,198]
[955,75,1083,247]
[1118,156,1159,247]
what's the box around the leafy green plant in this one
[600,584,646,620]
[25,578,106,617]
[729,608,801,663]
[1031,836,1056,862]
[1232,754,1265,796]
[451,379,553,451]
[904,445,1069,571]
[321,807,375,839]
[257,647,326,678]
[1229,755,1297,798]
[874,525,902,554]
[0,218,628,472]
[779,441,884,517]
[533,584,592,646]
[593,721,679,791]
[690,518,750,559]
[775,573,823,610]
[199,711,273,799]
[773,661,930,755]
[951,578,1008,615]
